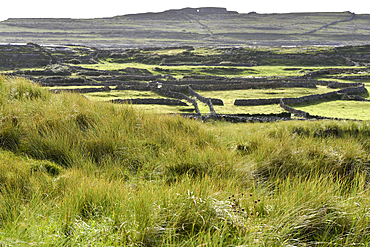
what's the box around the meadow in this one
[1,75,370,246]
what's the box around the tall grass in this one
[1,75,370,246]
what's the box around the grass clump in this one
[1,75,370,246]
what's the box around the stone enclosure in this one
[1,44,370,122]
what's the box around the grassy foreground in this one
[1,75,370,246]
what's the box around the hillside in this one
[1,76,370,246]
[1,7,370,47]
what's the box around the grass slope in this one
[1,76,370,246]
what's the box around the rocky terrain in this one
[1,7,370,47]
[1,43,369,122]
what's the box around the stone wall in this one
[235,98,281,106]
[279,84,366,117]
[160,78,362,92]
[0,44,50,68]
[150,86,200,114]
[178,113,292,123]
[54,86,111,93]
[210,98,224,105]
[279,99,309,117]
[186,86,216,114]
[110,98,188,106]
[89,74,168,82]
[302,68,369,78]
[235,83,366,107]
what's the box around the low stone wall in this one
[0,44,50,68]
[337,84,366,94]
[150,86,200,114]
[279,99,309,117]
[186,85,216,114]
[327,82,363,88]
[110,98,188,106]
[235,98,281,106]
[279,84,366,117]
[53,86,111,93]
[115,83,151,90]
[302,68,369,77]
[90,74,167,82]
[169,78,319,87]
[178,113,292,123]
[340,94,370,101]
[235,84,366,107]
[210,98,224,105]
[284,84,365,105]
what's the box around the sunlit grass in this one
[294,100,370,120]
[2,76,370,246]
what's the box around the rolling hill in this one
[1,7,370,47]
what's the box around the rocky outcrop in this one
[0,44,50,68]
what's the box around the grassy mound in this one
[1,75,370,246]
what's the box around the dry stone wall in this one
[235,98,281,106]
[150,85,200,114]
[279,84,366,117]
[110,98,188,106]
[186,86,216,114]
[0,44,50,68]
[235,83,365,106]
[233,82,366,120]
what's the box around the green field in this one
[1,43,369,119]
[40,61,370,118]
[71,62,368,118]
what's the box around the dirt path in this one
[177,11,213,39]
[302,13,355,35]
